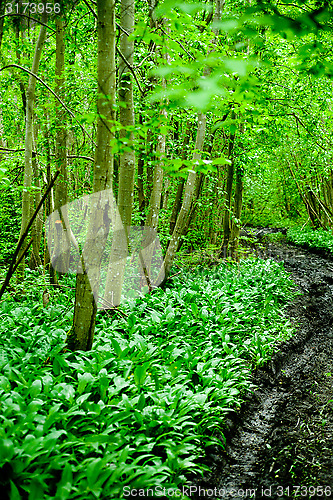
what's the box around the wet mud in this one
[193,237,333,499]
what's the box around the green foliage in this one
[0,191,21,265]
[264,232,286,243]
[287,226,333,255]
[0,259,296,498]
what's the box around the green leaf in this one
[111,338,122,357]
[137,393,146,410]
[28,479,44,500]
[212,157,232,165]
[87,458,103,489]
[0,438,15,462]
[30,379,42,397]
[191,303,198,317]
[10,481,21,500]
[151,311,161,324]
[56,462,73,500]
[134,365,147,387]
[78,373,94,395]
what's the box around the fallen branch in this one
[11,239,34,275]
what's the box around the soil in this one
[192,233,333,500]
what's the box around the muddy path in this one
[193,238,333,499]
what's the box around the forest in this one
[1,0,333,498]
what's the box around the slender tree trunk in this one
[137,114,146,221]
[28,152,42,269]
[159,112,207,280]
[169,178,185,234]
[230,165,244,260]
[43,114,58,283]
[169,121,191,234]
[324,172,333,226]
[68,0,116,351]
[220,121,236,258]
[177,173,204,252]
[146,128,154,205]
[162,176,170,210]
[145,105,166,230]
[103,0,135,307]
[288,157,324,228]
[15,22,27,116]
[0,0,5,55]
[146,21,170,227]
[52,15,70,274]
[16,13,47,282]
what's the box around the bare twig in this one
[67,155,94,162]
[167,270,182,280]
[97,295,128,318]
[300,217,310,231]
[116,47,145,96]
[0,13,56,31]
[0,147,94,162]
[276,2,312,13]
[0,64,96,148]
[135,48,156,68]
[82,0,97,18]
[160,27,195,60]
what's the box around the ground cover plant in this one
[0,258,296,499]
[287,227,333,256]
[263,232,286,244]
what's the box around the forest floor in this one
[192,234,333,500]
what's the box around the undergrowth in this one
[0,259,296,499]
[287,227,333,256]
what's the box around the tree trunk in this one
[169,178,185,234]
[169,121,191,234]
[0,0,5,55]
[145,128,155,206]
[230,165,244,260]
[145,105,166,230]
[68,0,116,351]
[16,12,47,282]
[288,157,324,228]
[162,176,170,210]
[43,110,58,286]
[52,15,70,275]
[137,113,146,221]
[176,173,204,252]
[103,0,135,307]
[220,122,236,258]
[28,152,42,269]
[159,112,207,280]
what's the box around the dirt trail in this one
[193,238,333,500]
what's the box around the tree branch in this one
[160,27,195,60]
[0,64,96,148]
[0,13,56,31]
[116,47,145,96]
[0,148,94,162]
[290,112,327,151]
